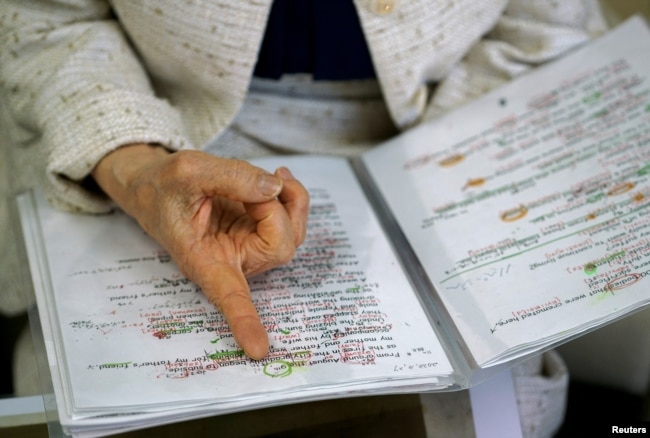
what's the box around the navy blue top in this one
[253,0,376,80]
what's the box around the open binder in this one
[17,17,650,437]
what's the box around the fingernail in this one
[276,167,295,180]
[258,173,282,197]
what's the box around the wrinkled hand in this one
[92,144,309,359]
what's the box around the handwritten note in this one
[362,17,650,366]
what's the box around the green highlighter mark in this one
[583,91,601,105]
[637,163,650,176]
[263,360,292,378]
[584,251,625,276]
[584,262,597,276]
[207,349,245,360]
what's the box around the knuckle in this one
[223,158,254,181]
[166,150,198,179]
[275,240,297,264]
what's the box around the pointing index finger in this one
[200,265,269,360]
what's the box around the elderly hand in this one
[92,144,309,359]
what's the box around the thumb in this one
[194,155,284,202]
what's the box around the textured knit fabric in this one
[512,350,569,437]
[0,0,607,215]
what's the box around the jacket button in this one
[371,0,397,15]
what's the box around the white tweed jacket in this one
[0,0,606,215]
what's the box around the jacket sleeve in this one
[0,1,192,213]
[423,0,609,121]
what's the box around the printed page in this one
[24,155,453,418]
[362,18,650,366]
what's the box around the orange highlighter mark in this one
[439,154,464,167]
[501,205,528,222]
